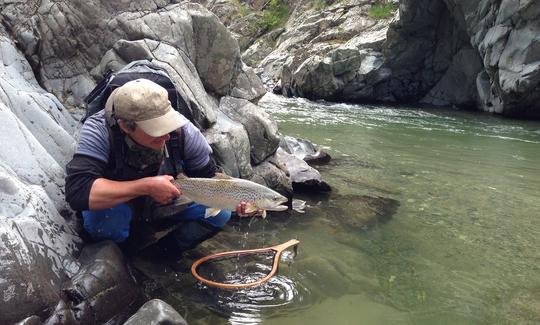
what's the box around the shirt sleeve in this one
[75,111,110,163]
[65,154,107,211]
[182,121,213,172]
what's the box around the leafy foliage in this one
[368,0,397,19]
[260,0,290,30]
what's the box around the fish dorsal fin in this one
[205,208,222,218]
[214,172,233,179]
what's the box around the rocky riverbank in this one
[0,1,330,323]
[2,0,537,323]
[204,0,540,119]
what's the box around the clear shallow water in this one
[147,94,540,324]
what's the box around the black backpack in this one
[83,60,188,176]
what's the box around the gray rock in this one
[280,136,331,165]
[275,148,331,193]
[123,299,188,325]
[0,104,68,210]
[219,97,280,165]
[329,194,399,230]
[0,29,77,169]
[421,48,484,107]
[14,316,43,325]
[205,111,254,179]
[251,157,294,202]
[186,3,242,96]
[2,1,264,111]
[63,241,144,325]
[0,165,81,325]
[229,63,267,102]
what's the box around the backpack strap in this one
[104,101,127,177]
[167,127,185,176]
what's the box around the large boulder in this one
[205,111,254,179]
[1,1,264,111]
[0,165,81,324]
[275,148,331,193]
[219,96,281,165]
[62,241,144,324]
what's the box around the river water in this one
[144,94,540,324]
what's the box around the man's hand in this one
[145,175,181,205]
[235,201,264,217]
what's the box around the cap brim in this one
[136,109,188,137]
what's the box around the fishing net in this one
[191,240,300,290]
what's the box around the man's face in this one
[119,121,170,151]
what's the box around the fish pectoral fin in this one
[204,208,222,218]
[244,204,267,218]
[244,203,258,214]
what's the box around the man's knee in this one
[82,204,132,243]
[169,220,223,252]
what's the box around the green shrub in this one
[231,0,249,17]
[260,0,289,30]
[368,1,397,19]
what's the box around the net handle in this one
[191,239,300,290]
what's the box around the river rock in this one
[62,241,144,324]
[251,157,294,203]
[280,135,331,165]
[205,111,254,179]
[219,96,281,165]
[275,148,331,193]
[123,299,188,325]
[328,194,400,230]
[0,165,81,325]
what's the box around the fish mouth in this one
[266,197,289,211]
[266,205,289,212]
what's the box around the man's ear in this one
[117,119,130,134]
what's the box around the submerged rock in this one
[124,299,188,325]
[328,194,400,229]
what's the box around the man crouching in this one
[65,78,251,257]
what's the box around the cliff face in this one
[384,0,540,117]
[218,0,539,119]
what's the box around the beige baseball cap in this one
[105,78,187,137]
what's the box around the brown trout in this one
[173,174,288,218]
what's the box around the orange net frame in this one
[191,239,300,290]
